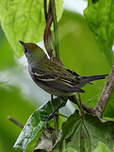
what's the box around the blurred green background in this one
[0,9,112,151]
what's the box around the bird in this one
[19,40,108,97]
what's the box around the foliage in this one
[0,0,114,152]
[84,0,114,66]
[14,98,65,152]
[57,112,114,152]
[0,0,63,57]
[59,11,111,107]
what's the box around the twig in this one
[44,0,48,22]
[43,0,61,132]
[43,0,53,56]
[44,14,53,52]
[44,18,52,53]
[50,0,60,60]
[44,0,59,131]
[92,66,114,117]
[8,116,24,129]
[69,66,114,118]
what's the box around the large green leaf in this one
[59,11,111,107]
[0,0,63,57]
[0,28,15,70]
[84,1,114,117]
[84,0,114,66]
[14,98,65,152]
[57,111,114,152]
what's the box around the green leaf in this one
[59,10,111,107]
[84,0,114,66]
[64,147,77,152]
[0,0,63,57]
[58,111,91,152]
[14,98,64,152]
[0,28,15,70]
[53,146,77,152]
[93,142,112,152]
[57,112,114,152]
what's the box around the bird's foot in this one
[43,112,58,121]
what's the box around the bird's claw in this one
[43,113,57,121]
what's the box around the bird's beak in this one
[19,40,25,46]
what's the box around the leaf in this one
[0,28,15,70]
[53,146,77,152]
[84,0,114,66]
[93,142,112,152]
[59,11,111,107]
[57,111,114,152]
[0,0,63,57]
[14,98,64,152]
[58,111,91,152]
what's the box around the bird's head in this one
[19,40,47,64]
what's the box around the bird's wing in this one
[31,68,58,81]
[66,69,79,77]
[30,67,85,93]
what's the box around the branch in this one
[50,0,60,60]
[43,0,60,132]
[69,65,114,118]
[92,66,114,117]
[43,0,53,56]
[8,116,23,129]
[44,0,48,22]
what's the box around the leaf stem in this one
[51,95,59,132]
[69,96,93,114]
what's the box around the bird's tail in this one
[80,74,109,84]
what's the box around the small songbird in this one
[19,41,108,97]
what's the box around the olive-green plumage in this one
[19,41,108,96]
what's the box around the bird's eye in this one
[25,48,28,53]
[24,47,31,58]
[24,46,29,54]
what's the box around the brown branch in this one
[50,0,60,60]
[43,0,60,61]
[92,66,114,117]
[43,0,53,57]
[8,116,24,129]
[69,65,114,117]
[43,14,53,50]
[44,0,48,22]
